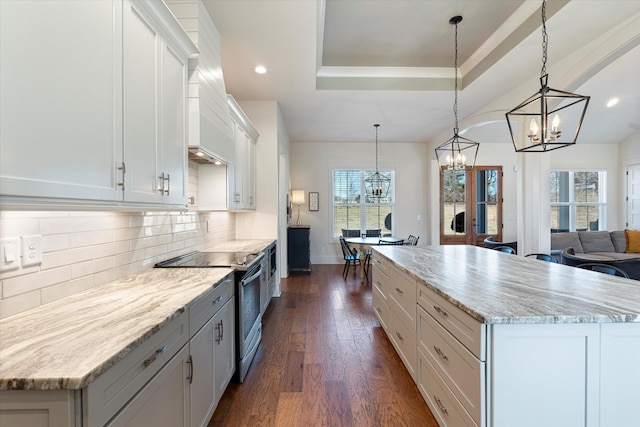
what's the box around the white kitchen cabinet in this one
[227,96,258,210]
[0,390,78,427]
[387,264,417,380]
[212,297,235,405]
[0,0,123,204]
[372,255,391,332]
[107,345,191,427]
[123,0,189,206]
[0,0,195,209]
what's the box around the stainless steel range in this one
[155,251,263,383]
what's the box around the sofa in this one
[551,230,640,279]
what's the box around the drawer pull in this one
[186,354,193,384]
[395,287,404,295]
[212,295,224,306]
[375,306,382,314]
[433,346,449,361]
[215,320,224,344]
[395,331,404,341]
[143,345,168,368]
[374,281,382,287]
[433,305,448,317]
[434,396,448,415]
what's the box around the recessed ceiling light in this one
[606,98,619,108]
[195,151,204,157]
[254,65,267,74]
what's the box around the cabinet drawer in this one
[189,274,235,337]
[390,310,416,380]
[372,254,389,276]
[85,311,189,427]
[417,281,485,360]
[417,348,477,427]
[372,264,389,296]
[418,305,484,424]
[372,285,390,332]
[389,265,416,327]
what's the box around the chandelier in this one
[435,16,479,172]
[505,0,590,152]
[365,124,391,199]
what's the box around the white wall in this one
[290,141,428,264]
[617,129,640,227]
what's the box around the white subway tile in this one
[3,267,71,298]
[41,276,95,305]
[0,290,41,320]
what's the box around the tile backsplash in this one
[0,163,235,319]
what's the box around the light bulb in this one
[551,114,560,132]
[530,119,539,135]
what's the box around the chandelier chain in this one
[541,0,548,77]
[374,124,379,171]
[453,18,459,131]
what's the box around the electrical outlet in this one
[21,235,43,267]
[0,237,20,272]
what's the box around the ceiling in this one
[203,0,640,147]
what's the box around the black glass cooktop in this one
[155,251,260,268]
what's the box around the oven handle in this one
[241,266,263,286]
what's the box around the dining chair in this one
[362,229,381,238]
[525,253,558,263]
[342,229,361,238]
[378,239,404,245]
[492,245,516,254]
[339,236,362,279]
[405,235,419,245]
[576,262,629,278]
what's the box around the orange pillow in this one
[625,229,640,253]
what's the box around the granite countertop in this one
[374,245,640,325]
[0,239,276,391]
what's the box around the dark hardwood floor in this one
[208,264,439,427]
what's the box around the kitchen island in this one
[371,244,640,427]
[0,239,275,426]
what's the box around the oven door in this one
[236,262,262,382]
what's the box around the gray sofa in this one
[551,230,640,279]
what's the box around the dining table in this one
[344,236,405,282]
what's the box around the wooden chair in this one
[525,253,558,263]
[339,236,362,279]
[406,235,419,245]
[577,263,630,278]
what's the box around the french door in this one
[440,166,503,246]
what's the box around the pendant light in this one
[365,124,391,199]
[505,0,590,152]
[435,16,479,172]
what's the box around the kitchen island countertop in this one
[374,244,640,324]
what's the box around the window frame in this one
[331,168,396,240]
[550,170,607,232]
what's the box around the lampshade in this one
[505,0,589,152]
[291,190,305,205]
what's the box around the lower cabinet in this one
[107,345,191,427]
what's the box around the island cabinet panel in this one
[417,281,485,360]
[387,264,417,380]
[599,323,640,427]
[0,389,78,427]
[489,323,600,427]
[372,255,390,331]
[417,305,484,425]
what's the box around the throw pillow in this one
[625,229,640,253]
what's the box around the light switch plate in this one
[21,235,43,267]
[0,237,20,272]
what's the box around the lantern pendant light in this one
[505,0,590,152]
[365,124,391,199]
[435,16,479,172]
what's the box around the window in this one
[332,169,395,238]
[550,171,606,232]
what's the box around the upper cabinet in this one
[227,96,259,211]
[0,0,196,209]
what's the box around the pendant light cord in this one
[541,0,548,78]
[374,123,380,172]
[453,19,459,132]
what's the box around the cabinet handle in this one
[211,295,223,306]
[433,305,448,317]
[395,331,404,341]
[117,162,126,190]
[433,346,449,361]
[186,354,193,384]
[395,287,404,295]
[434,396,448,415]
[219,319,224,342]
[143,345,167,368]
[165,173,170,195]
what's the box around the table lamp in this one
[291,190,305,225]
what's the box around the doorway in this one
[440,166,503,246]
